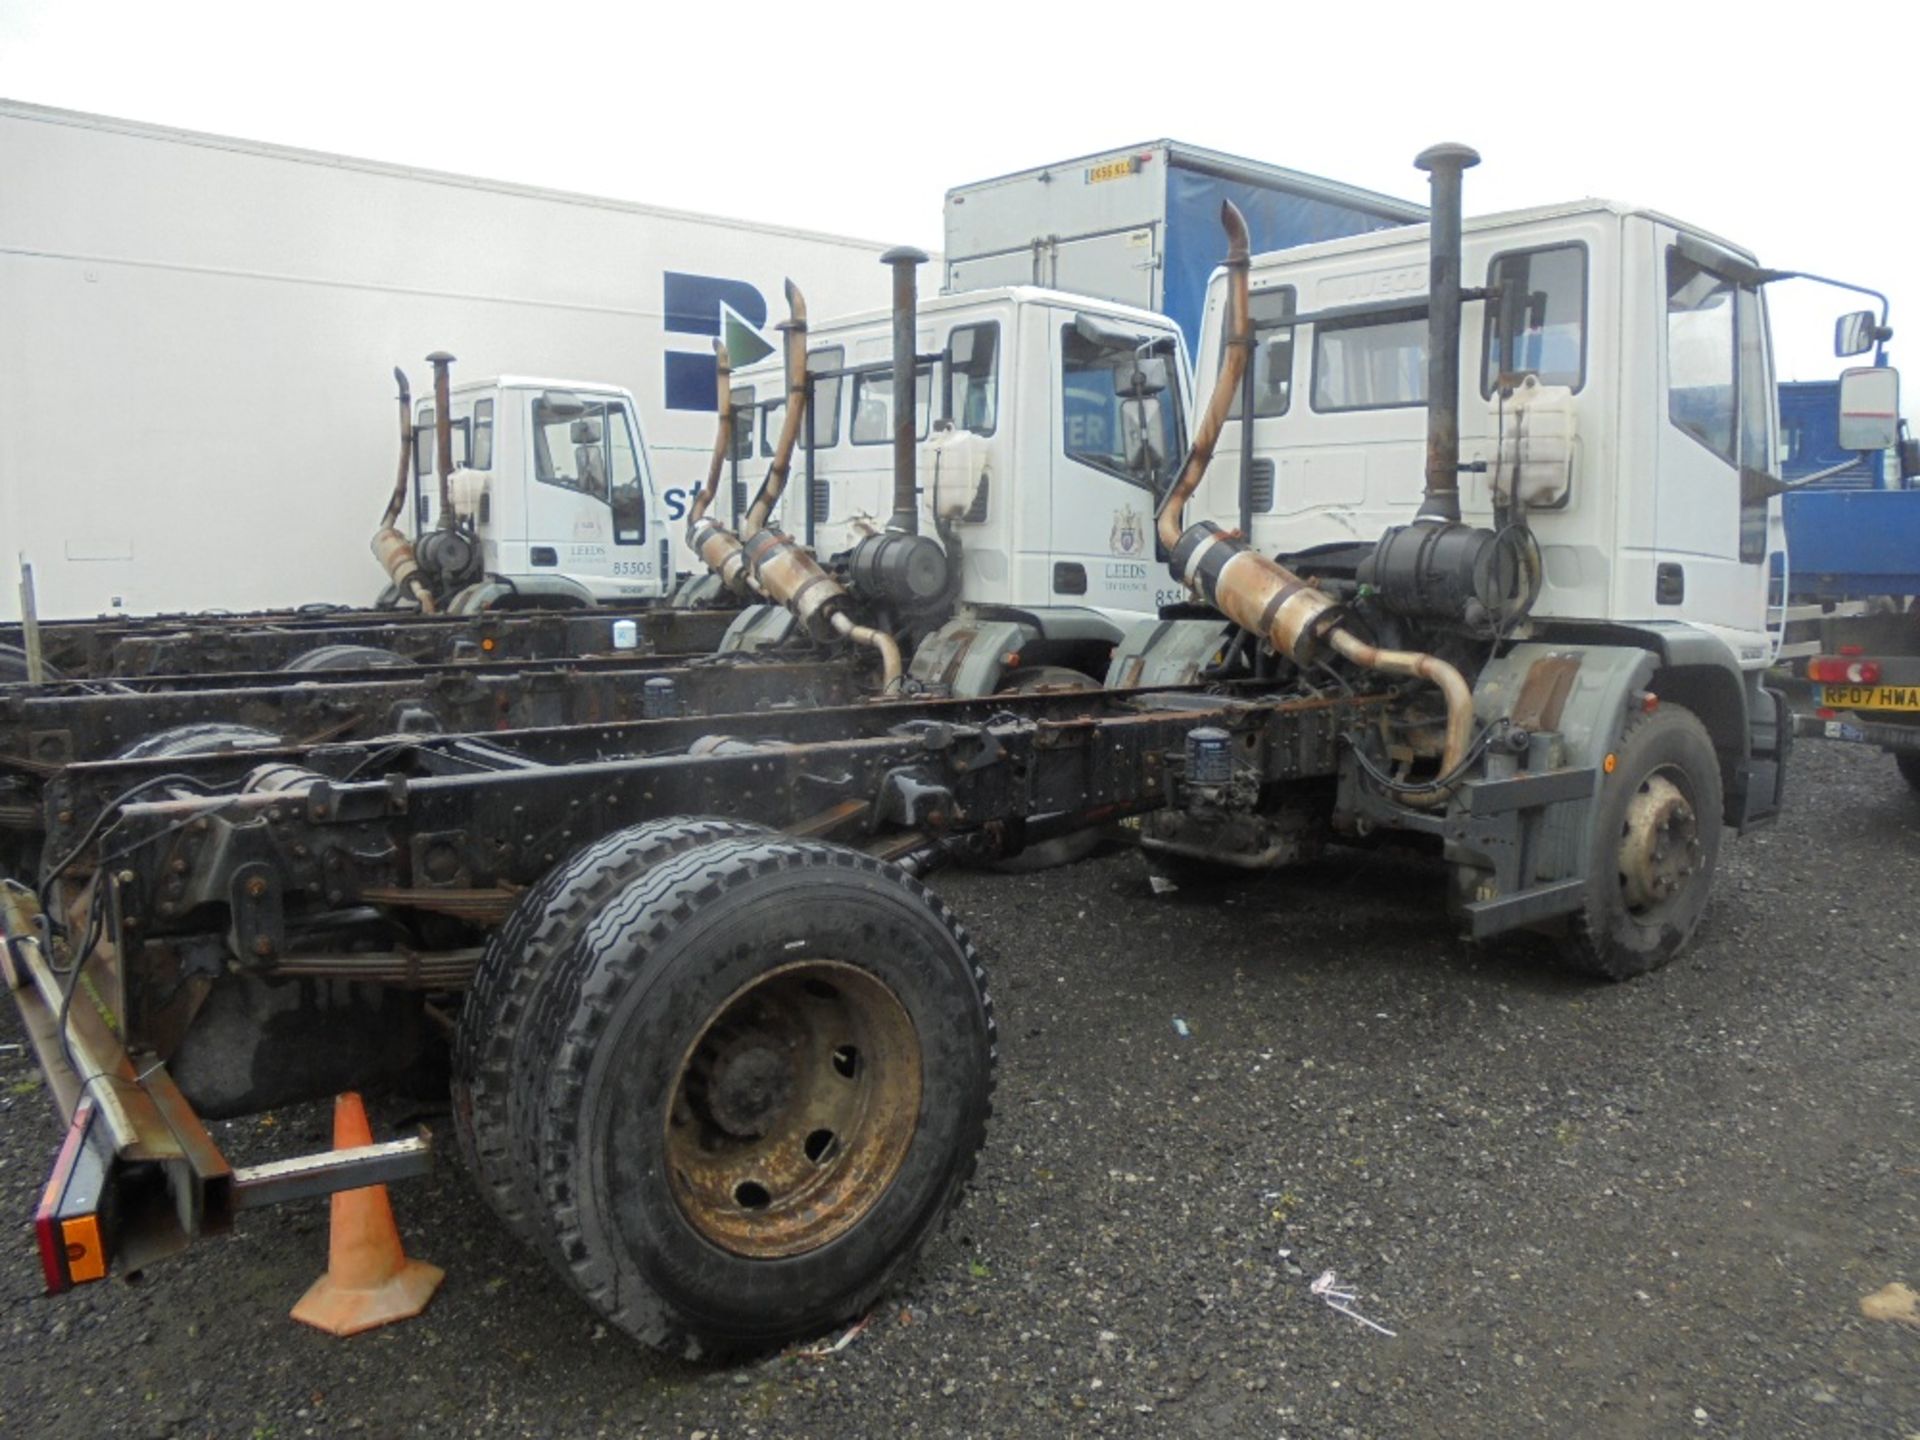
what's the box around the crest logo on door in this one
[1110,504,1145,557]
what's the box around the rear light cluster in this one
[1807,656,1882,685]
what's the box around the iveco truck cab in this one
[376,370,674,612]
[720,282,1193,691]
[1109,148,1897,976]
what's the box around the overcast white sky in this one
[3,0,1913,383]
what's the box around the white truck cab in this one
[1188,201,1785,669]
[727,286,1192,629]
[411,376,672,606]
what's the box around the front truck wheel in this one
[532,836,995,1358]
[1896,751,1920,792]
[1565,703,1724,980]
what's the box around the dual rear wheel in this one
[452,822,995,1358]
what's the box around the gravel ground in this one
[1,737,1915,1439]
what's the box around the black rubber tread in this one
[450,816,770,1247]
[522,835,995,1359]
[280,644,409,672]
[1564,703,1724,981]
[115,723,281,761]
[0,643,64,684]
[1897,751,1920,792]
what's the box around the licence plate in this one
[1821,683,1920,712]
[1085,158,1139,185]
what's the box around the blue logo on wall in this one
[663,272,771,412]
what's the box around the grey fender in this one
[912,605,1127,697]
[716,604,798,655]
[1105,617,1237,688]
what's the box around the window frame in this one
[1663,245,1740,468]
[1224,284,1298,421]
[945,320,1001,437]
[1480,241,1589,398]
[1308,303,1430,414]
[1057,321,1186,493]
[848,362,934,447]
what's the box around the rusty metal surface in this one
[665,961,922,1259]
[1157,201,1250,551]
[1512,654,1582,734]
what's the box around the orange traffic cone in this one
[290,1092,443,1336]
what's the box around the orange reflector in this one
[1603,753,1617,774]
[480,637,496,652]
[1002,652,1020,667]
[61,1216,106,1283]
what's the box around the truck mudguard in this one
[716,604,798,655]
[1104,617,1237,688]
[1465,642,1659,891]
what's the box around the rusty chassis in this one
[3,603,736,680]
[1,677,1416,1285]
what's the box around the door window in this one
[1665,252,1737,464]
[531,395,646,544]
[1483,244,1587,394]
[946,322,1000,435]
[471,399,494,470]
[1224,286,1297,419]
[1665,246,1776,562]
[1060,323,1185,491]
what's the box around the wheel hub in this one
[665,961,922,1259]
[1618,771,1701,914]
[700,1034,796,1139]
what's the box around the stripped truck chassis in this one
[2,604,736,681]
[1,667,1601,1316]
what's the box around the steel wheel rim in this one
[665,960,922,1259]
[1617,765,1703,916]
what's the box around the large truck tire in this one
[1564,703,1723,981]
[0,643,63,683]
[280,644,408,672]
[451,816,770,1248]
[1897,752,1920,792]
[115,723,281,761]
[524,835,994,1358]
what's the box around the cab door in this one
[521,390,664,600]
[1046,311,1187,620]
[1652,230,1775,654]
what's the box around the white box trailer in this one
[944,140,1423,357]
[0,101,904,619]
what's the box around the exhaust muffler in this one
[1156,192,1478,805]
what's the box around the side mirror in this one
[1835,310,1882,358]
[1122,396,1165,475]
[1117,356,1170,397]
[1836,366,1900,452]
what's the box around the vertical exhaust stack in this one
[881,246,929,535]
[1157,196,1478,805]
[742,282,810,537]
[1157,202,1252,551]
[370,366,435,611]
[687,341,755,594]
[687,340,734,531]
[1413,143,1480,525]
[427,351,457,529]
